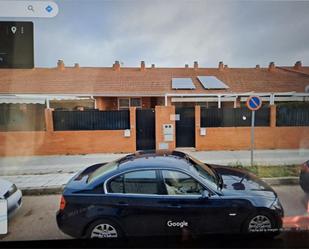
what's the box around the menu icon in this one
[0,21,34,68]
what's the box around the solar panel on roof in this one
[172,78,195,89]
[197,76,229,89]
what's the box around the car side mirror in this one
[201,190,210,199]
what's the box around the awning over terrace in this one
[0,95,46,104]
[0,94,93,107]
[167,92,309,107]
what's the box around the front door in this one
[136,109,156,150]
[176,107,195,147]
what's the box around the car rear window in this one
[87,161,119,183]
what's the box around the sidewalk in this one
[0,149,308,191]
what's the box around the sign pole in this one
[250,110,255,166]
[246,96,262,167]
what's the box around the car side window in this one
[107,170,159,195]
[162,170,205,195]
[109,175,124,193]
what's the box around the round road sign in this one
[246,96,262,111]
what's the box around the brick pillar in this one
[155,105,176,150]
[44,108,54,132]
[195,105,201,150]
[270,105,276,127]
[129,107,136,150]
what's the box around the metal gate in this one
[136,109,156,151]
[176,107,195,147]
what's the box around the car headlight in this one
[271,198,284,216]
[8,184,17,196]
[3,184,17,199]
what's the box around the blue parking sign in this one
[246,96,262,111]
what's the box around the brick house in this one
[0,60,308,156]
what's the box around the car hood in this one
[210,165,277,199]
[0,178,13,197]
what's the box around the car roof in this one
[116,150,192,171]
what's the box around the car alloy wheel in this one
[248,215,272,232]
[90,223,118,238]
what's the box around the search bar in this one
[0,1,59,18]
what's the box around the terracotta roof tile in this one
[0,66,308,95]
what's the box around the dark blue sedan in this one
[56,150,284,239]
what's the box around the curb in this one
[262,177,299,186]
[20,177,300,196]
[21,186,64,196]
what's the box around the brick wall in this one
[96,97,161,110]
[0,107,136,156]
[0,130,135,156]
[142,97,151,108]
[196,127,309,150]
[195,105,309,150]
[0,105,308,156]
[95,97,118,110]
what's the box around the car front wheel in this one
[243,213,279,237]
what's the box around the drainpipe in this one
[46,97,50,109]
[218,95,221,108]
[91,96,97,109]
[270,94,275,105]
[165,94,168,106]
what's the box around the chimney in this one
[74,63,80,69]
[151,64,155,69]
[185,64,189,68]
[294,61,302,70]
[113,60,120,71]
[268,62,275,72]
[224,64,228,69]
[57,60,65,70]
[140,61,145,71]
[218,61,224,71]
[255,64,260,69]
[193,61,198,70]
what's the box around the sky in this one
[3,0,309,68]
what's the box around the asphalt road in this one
[1,185,309,247]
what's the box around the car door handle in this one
[116,202,129,207]
[167,204,182,209]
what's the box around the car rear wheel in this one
[86,219,123,239]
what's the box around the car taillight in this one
[60,196,66,210]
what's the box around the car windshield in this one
[187,155,218,187]
[87,161,119,183]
